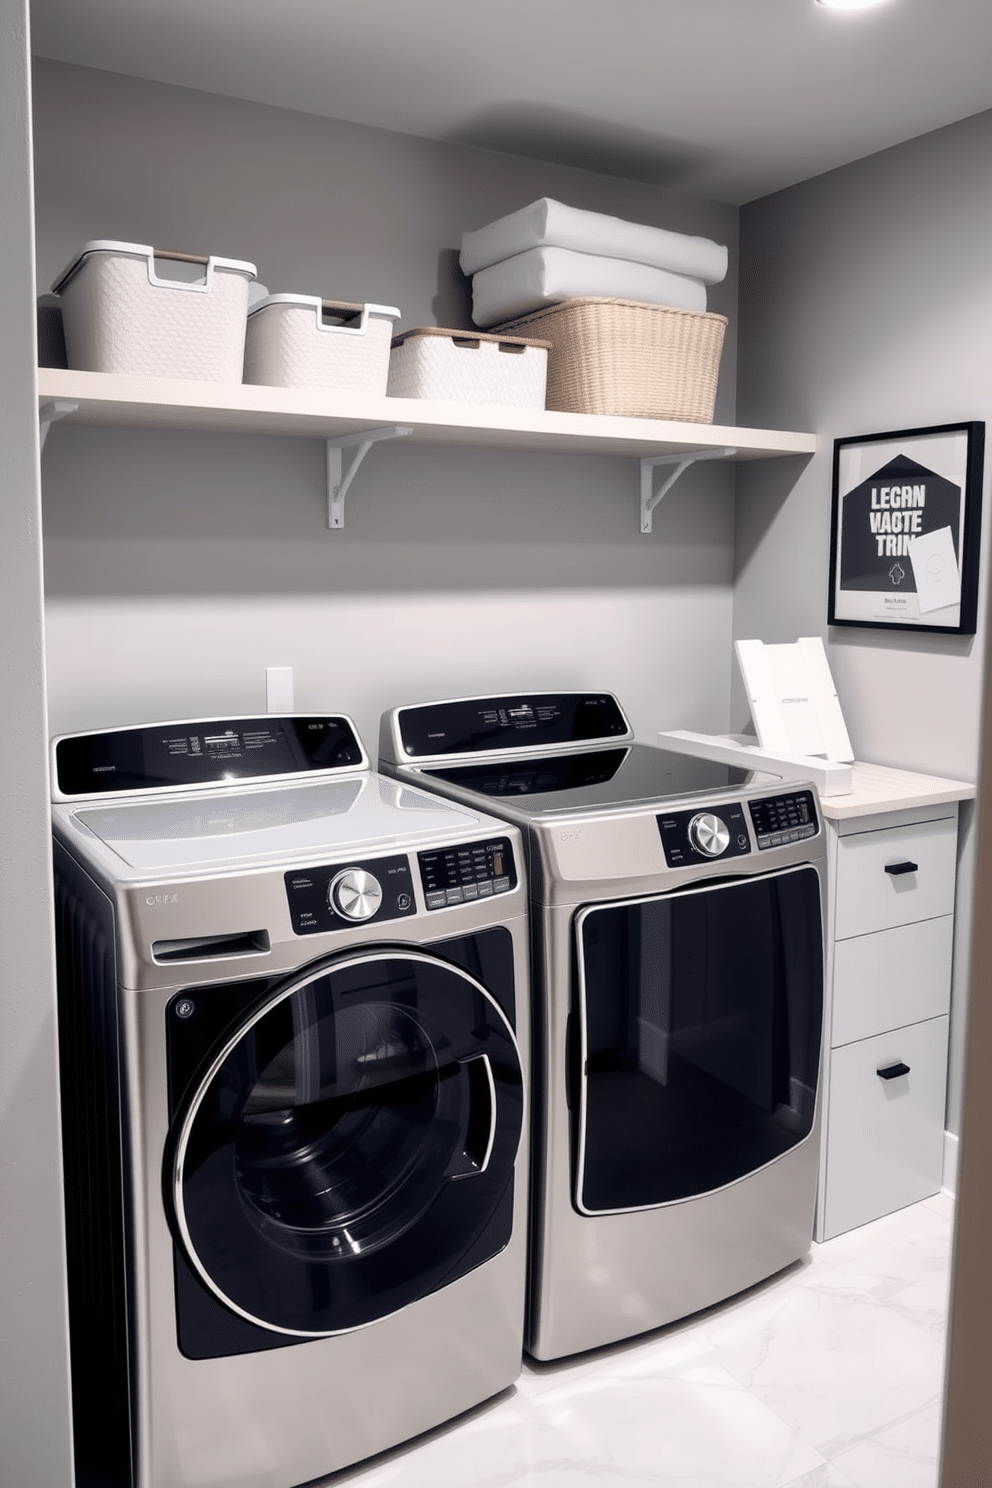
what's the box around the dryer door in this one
[169,949,523,1336]
[575,864,823,1214]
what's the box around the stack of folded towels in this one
[459,198,728,328]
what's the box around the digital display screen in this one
[55,716,364,797]
[398,693,629,758]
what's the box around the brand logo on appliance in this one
[558,829,585,842]
[145,893,179,906]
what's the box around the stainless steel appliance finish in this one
[52,714,529,1487]
[379,693,826,1361]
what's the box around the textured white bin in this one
[52,240,257,382]
[387,327,550,408]
[244,296,400,394]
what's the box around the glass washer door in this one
[575,865,823,1215]
[169,949,523,1336]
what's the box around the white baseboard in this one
[942,1129,959,1196]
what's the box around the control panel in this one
[285,853,415,935]
[56,714,364,798]
[397,693,629,758]
[418,837,516,910]
[748,790,819,850]
[657,803,751,867]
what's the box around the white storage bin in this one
[52,240,257,382]
[244,296,399,394]
[387,327,550,408]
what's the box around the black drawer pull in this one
[884,861,918,876]
[877,1062,911,1080]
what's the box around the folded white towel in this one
[461,198,728,286]
[471,245,708,328]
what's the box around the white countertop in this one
[816,760,975,821]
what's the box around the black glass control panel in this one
[56,716,364,796]
[418,837,516,911]
[398,693,628,758]
[285,854,415,935]
[657,802,752,867]
[749,790,819,850]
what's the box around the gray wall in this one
[735,108,992,1139]
[0,4,74,1484]
[33,59,741,754]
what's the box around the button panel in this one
[418,837,517,910]
[748,790,819,850]
[657,803,751,867]
[285,853,415,935]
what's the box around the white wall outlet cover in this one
[735,636,854,763]
[265,665,294,713]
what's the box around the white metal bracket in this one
[639,446,737,534]
[39,400,79,450]
[326,425,414,529]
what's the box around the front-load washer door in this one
[168,950,523,1336]
[575,865,823,1214]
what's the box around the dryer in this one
[51,714,528,1488]
[379,692,826,1361]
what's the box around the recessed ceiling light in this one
[815,0,895,10]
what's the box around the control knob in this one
[687,812,731,858]
[329,868,383,921]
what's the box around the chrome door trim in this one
[170,946,522,1336]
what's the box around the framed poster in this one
[828,421,985,634]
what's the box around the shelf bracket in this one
[326,425,414,529]
[639,446,737,534]
[39,400,79,450]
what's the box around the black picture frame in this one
[828,421,985,635]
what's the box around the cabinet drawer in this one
[831,915,953,1047]
[822,1016,948,1240]
[834,817,957,940]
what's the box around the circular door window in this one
[169,951,523,1336]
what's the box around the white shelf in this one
[37,367,816,462]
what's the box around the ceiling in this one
[29,0,992,204]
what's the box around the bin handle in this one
[877,1062,911,1080]
[152,249,210,266]
[884,861,918,876]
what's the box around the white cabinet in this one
[816,797,962,1241]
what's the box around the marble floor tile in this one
[325,1363,828,1487]
[318,1199,952,1487]
[829,1403,943,1488]
[692,1272,946,1457]
[781,1464,858,1488]
[813,1199,950,1270]
[922,1190,956,1221]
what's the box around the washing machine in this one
[51,713,529,1488]
[379,691,825,1360]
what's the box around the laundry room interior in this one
[5,2,992,1486]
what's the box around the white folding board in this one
[735,637,854,763]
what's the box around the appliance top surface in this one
[418,741,778,819]
[52,771,502,878]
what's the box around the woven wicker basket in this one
[493,296,727,422]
